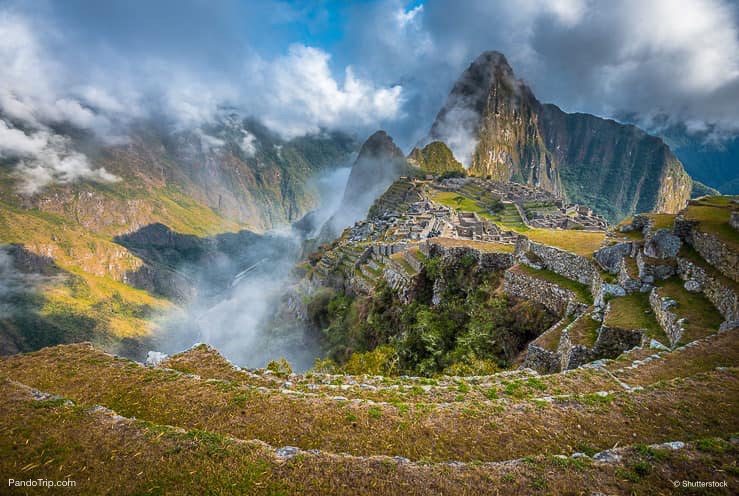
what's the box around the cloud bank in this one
[0,5,404,192]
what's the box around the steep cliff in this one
[428,51,692,221]
[321,131,411,237]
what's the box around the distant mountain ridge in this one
[427,51,693,221]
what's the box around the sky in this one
[1,0,738,187]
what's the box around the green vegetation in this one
[408,141,465,175]
[604,293,664,340]
[656,278,724,343]
[307,256,555,376]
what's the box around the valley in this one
[1,39,737,494]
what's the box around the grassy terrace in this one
[609,328,739,387]
[533,317,572,351]
[429,190,526,228]
[515,264,594,304]
[644,213,676,231]
[656,278,724,344]
[521,228,605,257]
[429,187,606,256]
[684,195,739,251]
[389,252,416,275]
[604,293,665,342]
[429,237,514,253]
[161,344,635,404]
[1,344,738,466]
[567,312,601,347]
[3,378,738,495]
[430,190,488,215]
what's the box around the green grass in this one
[517,265,594,304]
[567,313,601,347]
[430,191,487,214]
[656,278,724,343]
[604,293,664,341]
[684,196,739,251]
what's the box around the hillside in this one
[0,114,357,355]
[427,51,693,221]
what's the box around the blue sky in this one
[1,0,738,152]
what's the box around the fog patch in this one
[151,164,357,371]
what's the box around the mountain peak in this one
[357,130,404,161]
[425,50,691,220]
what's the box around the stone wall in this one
[591,275,626,308]
[421,241,514,272]
[593,325,645,358]
[594,241,633,275]
[677,256,739,323]
[515,238,597,285]
[688,229,738,282]
[618,256,642,293]
[372,243,409,258]
[731,211,739,231]
[523,345,561,374]
[558,329,595,370]
[636,251,676,283]
[649,287,685,347]
[503,268,577,316]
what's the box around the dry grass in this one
[567,312,601,347]
[684,196,739,251]
[611,328,739,387]
[604,293,665,342]
[644,213,677,231]
[1,344,738,465]
[3,377,737,495]
[522,229,606,257]
[533,318,571,351]
[429,237,515,253]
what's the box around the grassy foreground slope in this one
[1,328,737,494]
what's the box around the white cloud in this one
[253,44,403,138]
[239,130,257,157]
[0,120,118,194]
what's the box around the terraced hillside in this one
[2,184,736,493]
[1,326,737,494]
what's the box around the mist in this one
[150,166,355,372]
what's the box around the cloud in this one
[0,6,404,192]
[250,44,404,138]
[239,130,258,157]
[2,0,737,184]
[0,120,119,194]
[336,0,739,145]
